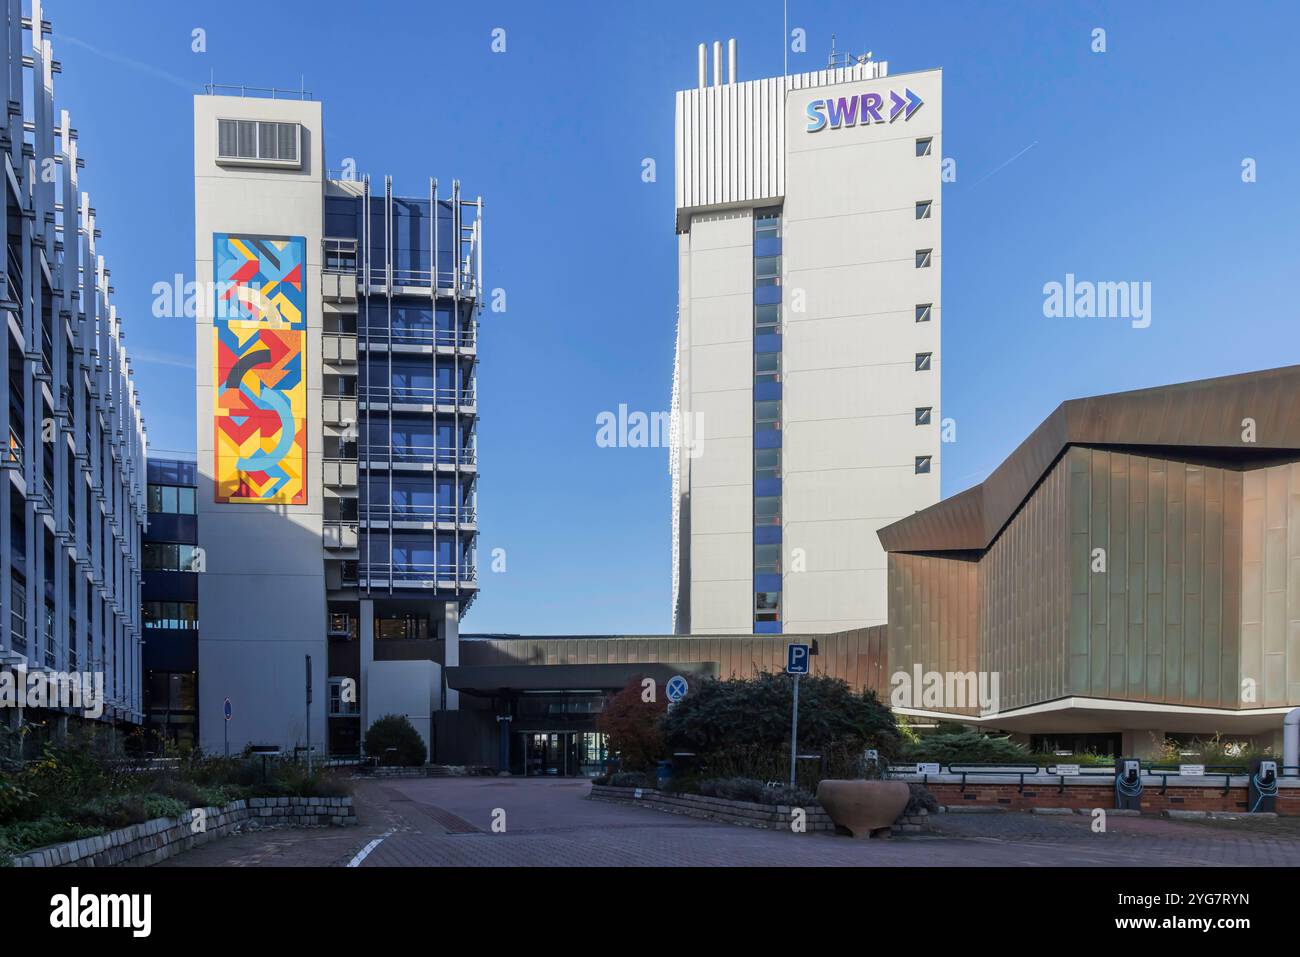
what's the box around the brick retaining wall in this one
[902,774,1300,816]
[10,796,358,868]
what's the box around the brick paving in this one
[160,777,1300,867]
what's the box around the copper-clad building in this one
[877,364,1300,754]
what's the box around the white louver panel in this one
[674,62,888,231]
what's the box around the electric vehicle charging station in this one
[1248,758,1279,813]
[1115,758,1143,810]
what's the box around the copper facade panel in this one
[879,364,1300,554]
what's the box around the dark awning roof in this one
[878,364,1300,554]
[445,661,719,695]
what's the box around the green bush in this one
[72,794,188,829]
[902,729,1029,765]
[0,817,106,865]
[607,771,655,788]
[696,777,815,806]
[904,783,940,815]
[662,673,903,761]
[364,714,427,767]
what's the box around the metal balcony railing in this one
[362,562,476,585]
[359,444,476,467]
[361,326,476,349]
[360,503,476,524]
[359,385,475,407]
[369,265,476,294]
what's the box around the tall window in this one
[752,207,784,634]
[148,484,196,514]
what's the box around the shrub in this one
[607,771,654,789]
[902,729,1029,765]
[696,777,815,806]
[0,817,106,865]
[73,794,188,829]
[364,714,427,767]
[661,673,903,763]
[904,783,939,815]
[595,677,667,772]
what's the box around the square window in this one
[754,448,781,479]
[754,256,782,286]
[915,303,932,323]
[754,400,781,426]
[754,207,782,238]
[754,496,781,525]
[915,352,932,372]
[916,200,932,220]
[915,456,932,474]
[915,249,932,268]
[915,407,932,425]
[916,137,933,157]
[754,303,781,331]
[754,543,781,574]
[755,591,781,612]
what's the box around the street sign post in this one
[305,655,313,774]
[786,644,810,787]
[223,697,232,757]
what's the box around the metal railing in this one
[360,503,476,524]
[359,384,475,406]
[361,326,476,349]
[359,444,475,467]
[366,265,477,293]
[203,82,312,100]
[362,562,476,585]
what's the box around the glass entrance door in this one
[526,733,566,775]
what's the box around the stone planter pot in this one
[816,780,910,838]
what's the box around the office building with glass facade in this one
[142,458,199,749]
[193,88,481,758]
[0,0,148,743]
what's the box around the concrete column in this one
[359,598,374,747]
[442,602,459,711]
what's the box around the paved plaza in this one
[158,777,1300,867]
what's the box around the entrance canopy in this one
[444,661,718,697]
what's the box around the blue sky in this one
[49,0,1300,633]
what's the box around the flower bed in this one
[9,796,358,868]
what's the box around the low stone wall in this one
[899,772,1300,816]
[590,784,836,832]
[354,765,490,778]
[590,784,933,835]
[11,796,358,868]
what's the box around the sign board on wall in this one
[806,88,923,132]
[213,233,308,504]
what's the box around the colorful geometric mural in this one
[213,234,307,504]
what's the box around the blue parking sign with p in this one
[786,643,810,675]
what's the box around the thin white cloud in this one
[59,34,194,92]
[131,349,193,370]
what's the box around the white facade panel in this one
[194,94,329,755]
[674,62,943,635]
